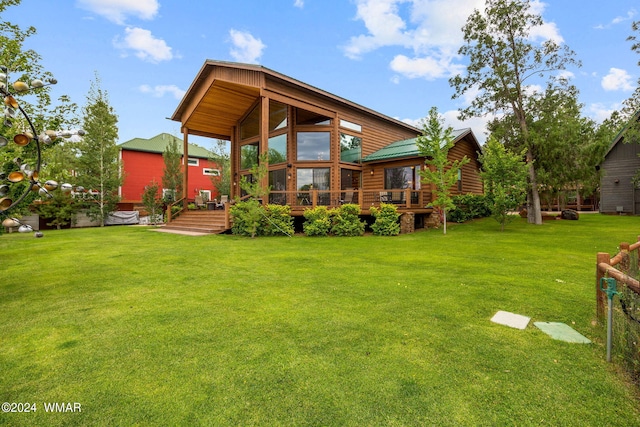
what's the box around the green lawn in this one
[1,215,639,426]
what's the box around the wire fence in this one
[596,237,640,385]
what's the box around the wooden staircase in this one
[163,210,230,234]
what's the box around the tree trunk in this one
[526,148,542,225]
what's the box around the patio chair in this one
[194,195,205,208]
[217,195,228,209]
[339,190,354,205]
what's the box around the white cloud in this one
[601,68,635,92]
[596,9,637,29]
[294,0,304,8]
[588,103,621,123]
[612,9,637,24]
[343,0,413,60]
[390,54,464,80]
[77,0,159,25]
[139,84,185,100]
[343,0,565,82]
[114,27,174,63]
[528,0,563,43]
[400,109,491,145]
[228,30,266,64]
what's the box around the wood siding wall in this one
[449,135,483,195]
[363,134,483,196]
[601,141,640,214]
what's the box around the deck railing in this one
[266,188,432,211]
[166,197,186,223]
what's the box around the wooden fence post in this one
[596,252,610,323]
[620,242,630,274]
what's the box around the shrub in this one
[262,204,294,236]
[230,199,263,237]
[448,194,490,223]
[370,203,400,236]
[303,206,331,236]
[330,203,365,237]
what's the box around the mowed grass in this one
[1,215,640,426]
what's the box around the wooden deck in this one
[165,189,434,234]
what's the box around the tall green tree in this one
[490,80,601,208]
[0,0,79,216]
[623,20,640,181]
[161,135,183,203]
[479,137,528,231]
[75,74,121,226]
[450,0,580,224]
[417,107,469,235]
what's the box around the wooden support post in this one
[182,129,189,209]
[596,252,610,323]
[620,242,630,274]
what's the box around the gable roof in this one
[604,109,640,159]
[363,128,479,163]
[119,133,213,159]
[170,60,421,140]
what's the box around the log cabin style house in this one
[169,60,482,231]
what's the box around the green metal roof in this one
[119,133,213,159]
[362,128,472,163]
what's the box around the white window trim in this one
[203,168,220,176]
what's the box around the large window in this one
[240,143,259,170]
[297,132,330,161]
[240,104,260,140]
[297,168,330,191]
[341,168,361,190]
[269,168,287,205]
[296,108,331,126]
[384,166,421,189]
[268,134,287,164]
[340,133,362,163]
[269,100,287,131]
[339,119,362,133]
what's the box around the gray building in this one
[600,112,640,215]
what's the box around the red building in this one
[118,133,220,208]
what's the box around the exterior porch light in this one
[370,169,374,175]
[0,66,85,236]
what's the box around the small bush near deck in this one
[303,206,332,236]
[370,203,400,236]
[230,199,263,237]
[262,204,294,236]
[449,194,490,223]
[330,203,365,237]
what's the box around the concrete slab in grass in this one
[491,311,531,330]
[534,322,591,344]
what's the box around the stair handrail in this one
[166,197,186,223]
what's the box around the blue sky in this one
[4,0,639,147]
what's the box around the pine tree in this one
[75,74,121,226]
[161,135,183,203]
